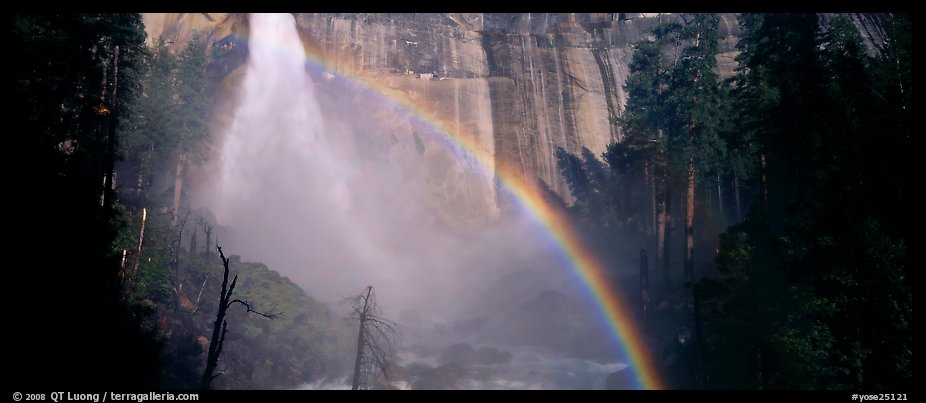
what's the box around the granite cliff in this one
[142,13,888,227]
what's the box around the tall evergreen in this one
[122,39,177,203]
[171,33,212,223]
[615,20,683,289]
[663,13,726,285]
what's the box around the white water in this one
[210,13,392,305]
[202,13,633,389]
[299,345,628,390]
[215,13,352,223]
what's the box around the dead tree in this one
[201,245,280,390]
[202,220,213,259]
[346,286,401,390]
[132,207,148,276]
[169,212,189,310]
[191,220,213,313]
[191,270,210,314]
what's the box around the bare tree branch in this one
[170,211,191,308]
[228,299,281,319]
[200,244,279,390]
[202,221,213,258]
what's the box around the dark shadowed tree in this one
[201,245,280,389]
[705,13,912,390]
[13,13,160,388]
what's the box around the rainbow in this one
[231,17,665,390]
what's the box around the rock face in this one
[142,13,888,227]
[290,13,741,212]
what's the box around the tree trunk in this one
[171,215,187,309]
[352,286,373,390]
[655,131,669,290]
[192,271,209,314]
[202,246,238,390]
[656,198,667,290]
[95,49,110,208]
[201,319,227,390]
[642,162,651,235]
[200,246,277,388]
[694,282,704,389]
[706,179,712,223]
[172,153,187,225]
[650,162,657,236]
[119,249,128,285]
[102,46,120,210]
[203,224,212,259]
[759,153,768,211]
[190,225,198,261]
[639,249,650,324]
[685,161,696,284]
[663,183,672,290]
[684,30,701,286]
[132,208,147,276]
[733,171,742,222]
[717,171,724,225]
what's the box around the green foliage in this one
[121,207,357,388]
[199,257,355,389]
[136,250,174,303]
[556,147,625,228]
[120,34,213,206]
[175,34,212,163]
[664,14,727,176]
[129,209,177,304]
[556,147,592,209]
[122,39,177,185]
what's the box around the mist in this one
[185,14,641,389]
[193,13,607,317]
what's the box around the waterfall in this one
[216,13,351,222]
[200,14,629,388]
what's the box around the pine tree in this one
[122,39,178,203]
[171,33,211,224]
[663,14,726,285]
[616,20,683,289]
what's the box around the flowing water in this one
[203,12,632,389]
